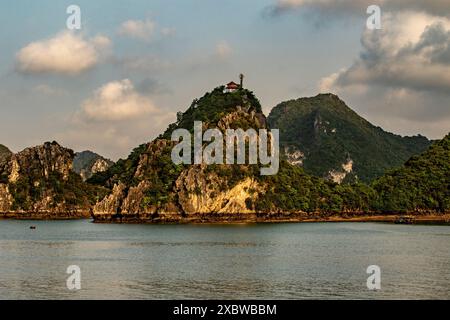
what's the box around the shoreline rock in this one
[1,209,448,225]
[0,210,90,220]
[91,212,450,225]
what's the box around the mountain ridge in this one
[268,93,431,183]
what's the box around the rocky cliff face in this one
[328,158,354,184]
[0,141,106,218]
[6,141,73,183]
[94,182,127,215]
[0,184,13,212]
[175,165,261,215]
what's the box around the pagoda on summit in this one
[224,74,244,93]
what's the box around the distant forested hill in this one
[373,134,450,213]
[268,94,431,183]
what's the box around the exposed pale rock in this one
[285,147,305,166]
[217,109,266,131]
[329,158,354,184]
[0,184,13,212]
[328,171,347,184]
[91,158,111,174]
[121,180,154,214]
[94,182,126,215]
[342,159,353,173]
[8,158,20,183]
[175,165,261,215]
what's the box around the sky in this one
[0,0,449,160]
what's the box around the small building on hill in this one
[225,81,240,93]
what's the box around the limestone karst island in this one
[1,78,449,224]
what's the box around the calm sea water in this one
[0,220,449,300]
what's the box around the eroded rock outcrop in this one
[175,165,261,215]
[285,147,305,166]
[0,184,13,212]
[9,141,73,181]
[0,141,105,218]
[93,182,127,215]
[328,158,354,184]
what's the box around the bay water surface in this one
[0,220,449,299]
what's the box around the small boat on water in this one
[30,226,37,230]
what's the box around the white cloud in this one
[321,12,450,94]
[317,11,450,139]
[80,79,161,121]
[16,31,111,75]
[319,71,341,92]
[58,109,175,160]
[118,19,156,41]
[61,79,175,159]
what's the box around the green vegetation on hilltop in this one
[268,94,431,182]
[161,86,263,138]
[372,134,450,213]
[88,87,266,210]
